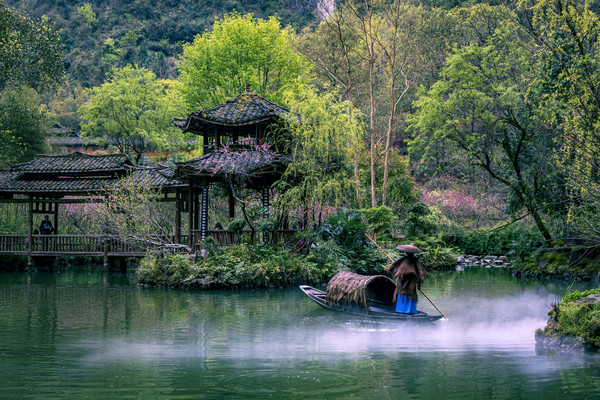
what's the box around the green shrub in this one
[558,302,600,347]
[137,244,341,289]
[564,288,600,303]
[416,246,458,270]
[442,223,544,256]
[317,209,388,274]
[404,203,439,237]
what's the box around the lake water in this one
[1,266,600,399]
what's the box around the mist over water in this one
[2,267,600,399]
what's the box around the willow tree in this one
[278,86,365,228]
[177,12,313,111]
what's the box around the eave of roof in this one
[175,93,291,132]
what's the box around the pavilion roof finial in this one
[245,82,251,93]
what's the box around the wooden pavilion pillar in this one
[200,185,209,240]
[188,184,194,249]
[262,187,270,244]
[175,188,181,244]
[194,190,200,230]
[27,194,33,267]
[53,197,59,235]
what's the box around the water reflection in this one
[1,267,600,399]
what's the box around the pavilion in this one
[173,89,293,246]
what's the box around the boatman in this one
[385,245,428,314]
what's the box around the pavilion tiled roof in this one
[175,93,291,131]
[175,150,290,183]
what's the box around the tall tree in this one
[0,2,61,167]
[177,12,313,111]
[302,0,428,208]
[79,65,188,164]
[519,0,600,244]
[409,5,561,241]
[0,86,49,168]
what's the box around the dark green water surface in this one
[1,267,600,399]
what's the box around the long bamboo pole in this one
[364,233,448,320]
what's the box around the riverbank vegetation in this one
[536,288,600,352]
[3,0,600,280]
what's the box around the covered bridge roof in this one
[10,152,132,174]
[0,152,183,196]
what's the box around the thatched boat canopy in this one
[326,271,396,308]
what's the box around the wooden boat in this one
[300,285,443,321]
[299,271,444,322]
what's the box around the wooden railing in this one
[0,234,190,256]
[0,230,299,256]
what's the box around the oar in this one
[364,233,448,320]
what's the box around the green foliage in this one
[416,246,457,270]
[362,206,395,238]
[408,4,560,242]
[442,223,544,256]
[317,209,388,274]
[137,244,340,289]
[276,86,364,225]
[404,203,439,237]
[4,0,318,88]
[0,1,63,91]
[0,86,49,168]
[77,3,97,27]
[557,302,600,347]
[178,12,313,110]
[564,288,600,304]
[79,65,188,164]
[513,247,600,278]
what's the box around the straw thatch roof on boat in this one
[325,271,396,309]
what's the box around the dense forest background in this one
[5,0,322,86]
[4,0,600,275]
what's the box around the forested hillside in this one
[4,0,320,87]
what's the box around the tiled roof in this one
[176,150,290,181]
[176,93,291,131]
[10,152,132,174]
[0,154,183,195]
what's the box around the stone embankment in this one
[455,255,510,270]
[535,293,600,353]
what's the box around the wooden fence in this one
[0,230,298,256]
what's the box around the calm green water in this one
[1,267,600,399]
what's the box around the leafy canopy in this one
[79,65,188,164]
[408,4,561,241]
[0,1,63,91]
[178,12,313,110]
[0,86,49,168]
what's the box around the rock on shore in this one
[455,255,510,270]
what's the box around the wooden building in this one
[0,152,183,266]
[173,90,293,246]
